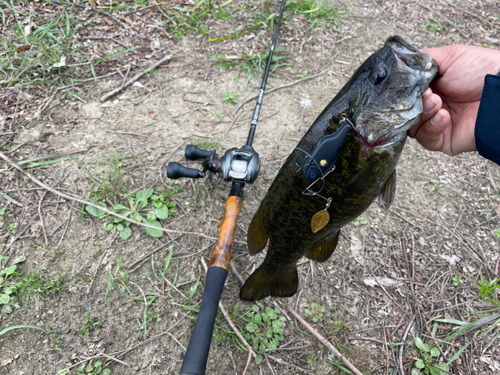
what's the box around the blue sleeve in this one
[475,73,500,165]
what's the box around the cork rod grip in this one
[208,196,243,269]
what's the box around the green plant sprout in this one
[221,91,237,104]
[428,182,444,195]
[354,217,367,226]
[85,188,177,239]
[78,312,103,334]
[476,270,500,301]
[305,302,325,323]
[242,305,286,364]
[451,276,464,287]
[411,337,449,375]
[59,358,111,375]
[0,255,27,316]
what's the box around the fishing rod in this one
[166,1,287,374]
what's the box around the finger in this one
[421,46,461,77]
[412,109,451,152]
[420,92,442,123]
[408,90,441,138]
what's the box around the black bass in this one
[240,36,438,301]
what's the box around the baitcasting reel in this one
[167,144,260,184]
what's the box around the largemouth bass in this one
[240,36,438,301]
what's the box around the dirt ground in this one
[1,0,500,374]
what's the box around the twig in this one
[85,36,134,52]
[382,323,390,375]
[399,318,415,375]
[100,55,172,102]
[225,110,243,135]
[242,351,252,375]
[104,130,150,138]
[447,206,466,239]
[37,191,48,246]
[264,353,314,374]
[57,352,130,374]
[56,210,71,249]
[199,258,256,358]
[0,150,222,241]
[232,69,328,115]
[49,0,138,34]
[167,332,186,351]
[183,107,219,123]
[127,239,178,269]
[87,250,107,294]
[287,307,363,375]
[33,88,60,119]
[230,261,245,285]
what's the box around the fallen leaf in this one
[148,109,156,119]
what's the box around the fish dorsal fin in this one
[305,230,340,262]
[342,157,380,194]
[247,203,270,255]
[240,265,298,301]
[378,170,396,210]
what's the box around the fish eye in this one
[370,66,388,85]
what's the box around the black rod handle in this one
[185,145,214,160]
[179,266,228,375]
[167,162,204,179]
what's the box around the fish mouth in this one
[354,37,438,145]
[386,36,438,91]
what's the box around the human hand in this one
[409,45,500,156]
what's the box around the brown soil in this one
[1,0,500,374]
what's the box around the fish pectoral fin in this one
[240,267,298,301]
[342,157,380,194]
[305,230,340,262]
[247,203,270,255]
[378,170,397,210]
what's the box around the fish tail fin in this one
[239,267,298,301]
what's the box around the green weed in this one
[221,91,237,105]
[451,276,464,287]
[85,188,178,240]
[242,305,286,364]
[305,302,324,323]
[494,229,500,238]
[77,312,102,334]
[476,270,500,302]
[0,207,17,238]
[59,358,111,375]
[214,47,291,87]
[286,0,342,32]
[354,217,367,226]
[192,138,223,150]
[0,255,25,315]
[1,255,65,316]
[79,150,139,204]
[104,254,131,303]
[411,337,449,375]
[428,182,444,195]
[162,0,230,38]
[16,270,66,302]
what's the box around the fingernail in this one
[422,94,437,113]
[430,109,445,125]
[422,88,432,99]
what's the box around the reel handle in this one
[167,162,204,179]
[185,145,214,160]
